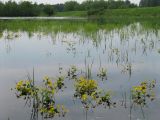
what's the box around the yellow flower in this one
[133,86,142,91]
[47,80,53,87]
[44,76,49,81]
[91,92,97,100]
[16,80,24,90]
[82,94,88,101]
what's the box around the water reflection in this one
[0,20,160,120]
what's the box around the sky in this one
[1,0,140,4]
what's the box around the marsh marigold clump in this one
[15,80,33,98]
[132,80,156,106]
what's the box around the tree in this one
[139,0,160,7]
[54,4,64,12]
[64,1,80,11]
[3,1,19,16]
[43,5,55,16]
[19,1,37,16]
[0,2,4,16]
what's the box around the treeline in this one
[0,1,55,16]
[139,0,160,7]
[0,0,160,17]
[55,0,137,12]
[0,0,137,16]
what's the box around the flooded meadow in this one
[0,19,160,120]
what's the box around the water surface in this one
[0,20,160,120]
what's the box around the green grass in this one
[104,7,160,17]
[0,19,125,34]
[55,7,160,18]
[55,11,87,17]
[0,16,159,37]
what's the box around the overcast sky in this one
[1,0,140,4]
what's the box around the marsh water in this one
[0,19,160,120]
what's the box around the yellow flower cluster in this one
[43,76,54,88]
[15,75,68,119]
[74,77,115,109]
[40,104,68,118]
[43,76,65,92]
[76,77,97,92]
[132,80,156,106]
[15,80,33,97]
[133,84,147,94]
[75,77,98,102]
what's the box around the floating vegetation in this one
[121,63,132,78]
[67,65,78,80]
[97,67,107,80]
[54,76,66,91]
[131,80,156,107]
[130,80,156,119]
[15,80,34,99]
[98,91,116,109]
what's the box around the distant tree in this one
[0,2,4,16]
[54,4,64,12]
[43,5,55,16]
[19,1,37,16]
[0,0,138,17]
[139,0,160,7]
[3,1,19,16]
[81,1,93,10]
[64,1,80,11]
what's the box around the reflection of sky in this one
[0,23,160,120]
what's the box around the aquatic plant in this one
[40,77,67,118]
[73,76,115,120]
[67,65,78,80]
[14,75,68,119]
[121,63,132,78]
[84,57,94,79]
[98,91,116,108]
[55,76,66,91]
[13,66,158,120]
[74,77,98,108]
[131,80,156,106]
[97,67,107,80]
[15,80,34,99]
[129,80,156,119]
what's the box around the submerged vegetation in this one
[0,18,160,40]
